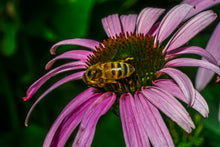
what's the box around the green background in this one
[0,0,220,146]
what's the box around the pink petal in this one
[154,79,209,118]
[119,93,150,147]
[165,58,220,75]
[204,23,220,62]
[73,92,116,147]
[126,93,151,147]
[135,92,174,147]
[120,94,139,147]
[196,68,215,91]
[182,0,220,19]
[45,50,90,69]
[165,10,217,52]
[196,22,220,91]
[148,22,160,37]
[50,38,100,54]
[153,79,186,101]
[44,88,99,147]
[136,8,165,34]
[193,90,209,118]
[155,4,194,44]
[120,14,137,34]
[158,67,195,107]
[101,14,122,37]
[142,87,195,133]
[23,62,85,101]
[166,46,218,65]
[24,71,85,126]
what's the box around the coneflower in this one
[24,4,220,147]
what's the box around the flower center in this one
[84,33,165,95]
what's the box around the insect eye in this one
[129,66,134,72]
[87,70,92,78]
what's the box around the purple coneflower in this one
[24,4,220,147]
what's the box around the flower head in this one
[24,4,220,147]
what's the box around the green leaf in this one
[201,85,220,145]
[24,18,57,41]
[92,112,125,147]
[0,125,46,147]
[52,0,95,40]
[1,23,18,56]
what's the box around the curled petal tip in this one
[187,94,196,108]
[205,113,209,119]
[187,99,195,108]
[23,89,35,101]
[25,123,29,127]
[216,76,220,82]
[23,95,30,101]
[187,104,192,108]
[24,111,32,127]
[50,50,56,55]
[45,61,54,70]
[50,46,57,55]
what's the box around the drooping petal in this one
[50,98,94,147]
[182,0,220,20]
[155,4,194,44]
[164,10,217,52]
[102,14,122,37]
[154,79,209,118]
[43,88,99,147]
[45,50,91,69]
[166,46,218,65]
[136,8,165,34]
[153,79,186,101]
[196,22,220,91]
[142,87,195,133]
[120,93,150,147]
[24,71,85,126]
[23,62,86,101]
[127,93,150,147]
[158,67,195,107]
[204,22,220,63]
[120,14,137,34]
[120,94,138,147]
[73,92,116,147]
[166,57,220,91]
[193,91,209,118]
[196,69,215,92]
[165,58,220,75]
[50,38,100,54]
[135,92,174,147]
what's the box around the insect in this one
[82,58,135,87]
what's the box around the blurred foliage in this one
[0,0,220,146]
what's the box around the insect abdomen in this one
[103,62,135,79]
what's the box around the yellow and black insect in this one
[83,58,135,87]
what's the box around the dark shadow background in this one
[0,0,220,146]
